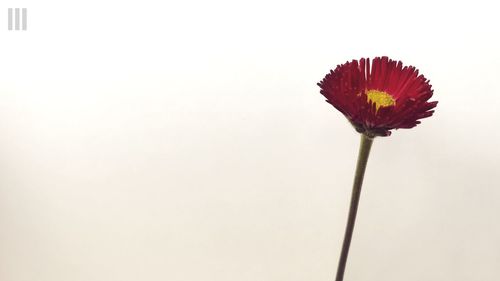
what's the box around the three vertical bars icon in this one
[8,8,27,31]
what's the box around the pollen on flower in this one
[366,90,396,111]
[318,57,437,137]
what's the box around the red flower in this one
[318,57,438,137]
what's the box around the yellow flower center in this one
[366,90,396,111]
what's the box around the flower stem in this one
[335,134,374,281]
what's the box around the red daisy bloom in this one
[318,56,438,137]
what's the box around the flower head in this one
[318,56,437,137]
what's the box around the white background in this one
[1,0,499,280]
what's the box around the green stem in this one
[335,134,374,281]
